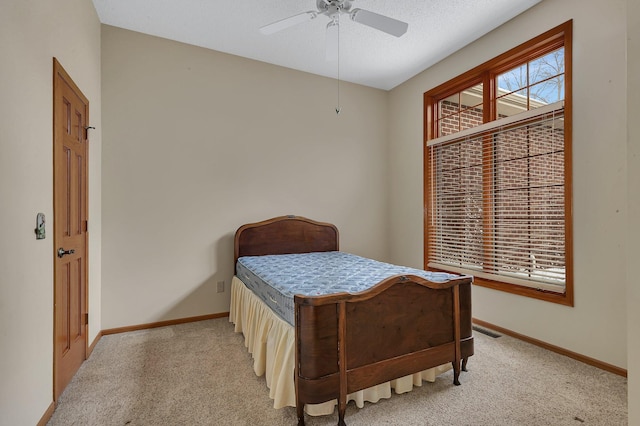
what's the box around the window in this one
[424,21,573,305]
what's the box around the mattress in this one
[236,251,466,326]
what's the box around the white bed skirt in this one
[229,276,452,416]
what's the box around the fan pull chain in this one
[335,17,341,115]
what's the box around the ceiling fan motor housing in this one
[318,0,353,21]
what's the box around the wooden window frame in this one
[424,20,573,306]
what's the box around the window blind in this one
[427,102,566,292]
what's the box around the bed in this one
[229,215,474,426]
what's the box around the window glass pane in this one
[530,77,564,105]
[437,114,459,137]
[460,103,484,131]
[497,64,527,95]
[529,48,564,86]
[460,84,483,109]
[439,93,459,117]
[437,84,484,136]
[438,93,459,137]
[458,83,483,131]
[496,89,528,118]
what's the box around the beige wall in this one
[100,26,390,329]
[389,0,628,369]
[0,0,102,424]
[627,0,639,423]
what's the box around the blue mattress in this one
[236,251,466,326]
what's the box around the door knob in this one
[57,247,76,258]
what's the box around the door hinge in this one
[84,220,88,232]
[85,313,89,325]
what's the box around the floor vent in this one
[472,325,502,338]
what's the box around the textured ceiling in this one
[92,0,542,90]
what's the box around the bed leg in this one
[337,398,347,426]
[337,396,347,426]
[452,361,461,386]
[462,357,469,372]
[296,404,305,426]
[338,412,347,426]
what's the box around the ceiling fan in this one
[259,0,409,61]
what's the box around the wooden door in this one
[53,58,89,400]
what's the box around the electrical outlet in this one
[217,281,225,293]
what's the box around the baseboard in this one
[87,330,103,357]
[102,312,229,335]
[37,401,55,426]
[472,318,627,377]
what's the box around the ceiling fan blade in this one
[260,11,318,35]
[326,21,339,61]
[349,8,408,37]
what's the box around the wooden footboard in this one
[294,274,473,426]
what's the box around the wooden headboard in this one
[234,215,339,267]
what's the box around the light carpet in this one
[48,318,627,425]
